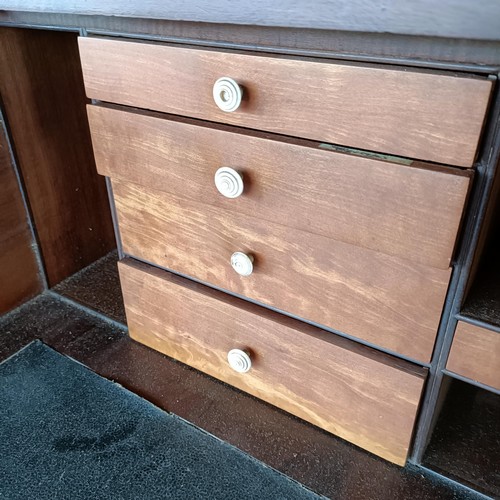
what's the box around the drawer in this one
[89,105,471,270]
[447,321,500,390]
[79,37,492,167]
[113,180,451,362]
[118,258,427,465]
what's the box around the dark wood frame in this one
[2,1,500,40]
[1,12,500,68]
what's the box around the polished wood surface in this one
[89,105,471,269]
[447,321,500,390]
[119,258,427,465]
[113,181,451,362]
[0,119,42,313]
[79,37,492,167]
[0,29,115,286]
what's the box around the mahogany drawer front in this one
[89,105,471,270]
[118,258,426,465]
[447,321,500,390]
[113,180,451,362]
[79,37,492,167]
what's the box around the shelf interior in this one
[423,377,500,498]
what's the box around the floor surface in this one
[1,341,319,499]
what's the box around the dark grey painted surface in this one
[1,1,500,40]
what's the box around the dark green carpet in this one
[0,341,321,499]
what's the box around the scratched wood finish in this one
[0,29,115,286]
[113,181,451,362]
[118,258,427,465]
[0,120,42,313]
[447,321,500,390]
[89,105,471,269]
[79,37,492,167]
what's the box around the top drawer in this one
[78,37,492,167]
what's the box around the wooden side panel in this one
[0,28,115,286]
[79,37,492,167]
[447,321,500,390]
[0,119,42,313]
[89,105,471,269]
[119,258,427,465]
[113,181,451,362]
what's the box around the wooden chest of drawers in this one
[79,36,492,464]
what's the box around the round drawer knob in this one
[227,349,252,373]
[214,167,244,198]
[213,77,242,112]
[231,252,254,276]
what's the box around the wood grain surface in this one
[0,118,42,313]
[0,29,115,286]
[113,181,451,362]
[79,37,492,167]
[447,321,500,390]
[89,105,471,269]
[119,258,427,465]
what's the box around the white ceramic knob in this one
[227,349,252,373]
[231,252,254,276]
[213,77,242,112]
[214,167,244,198]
